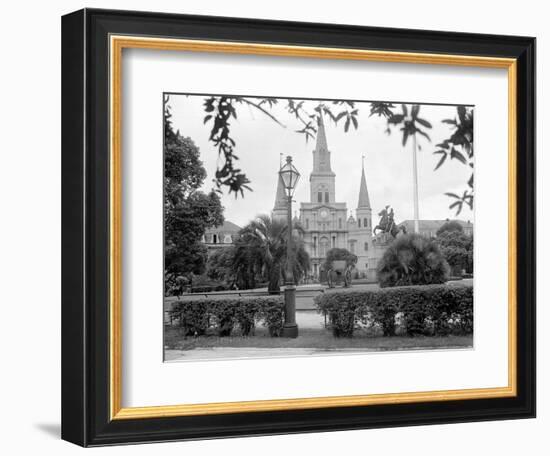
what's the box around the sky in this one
[168,94,473,229]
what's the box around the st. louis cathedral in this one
[272,116,383,281]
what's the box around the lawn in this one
[164,325,473,352]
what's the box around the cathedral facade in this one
[272,116,379,281]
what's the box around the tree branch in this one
[238,98,287,128]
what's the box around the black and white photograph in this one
[163,94,475,361]
[0,0,541,451]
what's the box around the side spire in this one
[357,154,371,209]
[272,157,289,220]
[274,162,287,212]
[274,174,287,208]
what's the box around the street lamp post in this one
[279,155,301,338]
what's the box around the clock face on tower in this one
[320,210,328,219]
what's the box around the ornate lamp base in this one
[281,323,299,338]
[282,284,299,338]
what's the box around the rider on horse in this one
[374,205,406,238]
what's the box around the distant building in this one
[202,220,241,252]
[398,219,473,238]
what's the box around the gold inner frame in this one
[109,35,517,420]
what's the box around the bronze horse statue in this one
[373,206,407,238]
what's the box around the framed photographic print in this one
[61,8,536,447]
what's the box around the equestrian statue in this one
[373,205,407,238]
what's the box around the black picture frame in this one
[62,8,536,447]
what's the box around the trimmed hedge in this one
[315,284,473,338]
[169,296,284,337]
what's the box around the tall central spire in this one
[316,113,328,152]
[312,114,332,173]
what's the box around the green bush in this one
[234,299,259,336]
[169,295,284,337]
[328,302,356,338]
[315,284,472,338]
[256,299,285,337]
[435,230,474,275]
[173,301,210,336]
[377,234,450,288]
[209,300,236,336]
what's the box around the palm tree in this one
[377,233,450,288]
[388,104,432,233]
[230,239,261,290]
[236,214,310,293]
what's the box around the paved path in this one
[296,310,326,328]
[165,347,318,361]
[164,346,388,361]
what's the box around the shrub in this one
[234,299,259,336]
[257,299,285,337]
[377,234,450,288]
[435,230,474,275]
[329,304,356,338]
[172,301,209,336]
[169,295,284,337]
[209,300,236,336]
[436,220,464,236]
[315,284,472,338]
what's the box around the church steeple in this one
[309,114,336,203]
[312,114,332,173]
[357,155,371,209]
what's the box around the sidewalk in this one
[165,347,320,361]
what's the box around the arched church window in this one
[338,218,342,229]
[358,219,361,228]
[364,218,368,228]
[306,218,309,229]
[364,242,369,251]
[318,192,322,203]
[325,192,329,203]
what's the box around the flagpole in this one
[412,134,419,233]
